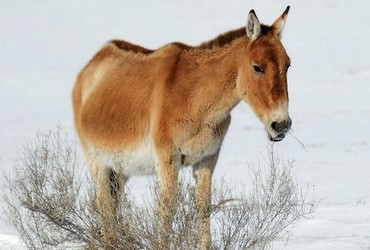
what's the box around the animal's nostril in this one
[271,119,290,133]
[271,121,278,131]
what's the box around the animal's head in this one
[237,6,292,142]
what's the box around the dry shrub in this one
[1,128,315,249]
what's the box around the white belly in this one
[89,124,224,177]
[91,142,157,177]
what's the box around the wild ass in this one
[72,6,292,249]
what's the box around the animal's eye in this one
[253,65,264,73]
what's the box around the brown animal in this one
[72,6,292,249]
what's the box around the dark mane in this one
[199,24,271,49]
[199,27,246,49]
[110,25,272,54]
[110,40,191,54]
[110,40,154,54]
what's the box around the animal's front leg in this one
[156,148,179,249]
[193,151,220,250]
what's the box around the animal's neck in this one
[188,37,246,123]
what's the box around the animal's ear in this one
[246,10,261,41]
[272,6,290,39]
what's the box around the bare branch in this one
[1,128,316,249]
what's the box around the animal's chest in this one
[179,124,224,166]
[93,126,223,177]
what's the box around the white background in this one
[1,1,370,249]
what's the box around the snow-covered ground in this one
[1,0,370,249]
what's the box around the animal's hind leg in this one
[108,168,133,240]
[109,168,128,206]
[85,154,127,249]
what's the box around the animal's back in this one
[73,41,178,153]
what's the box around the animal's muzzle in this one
[269,117,292,142]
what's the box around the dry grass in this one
[1,128,316,249]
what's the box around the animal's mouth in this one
[268,132,286,142]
